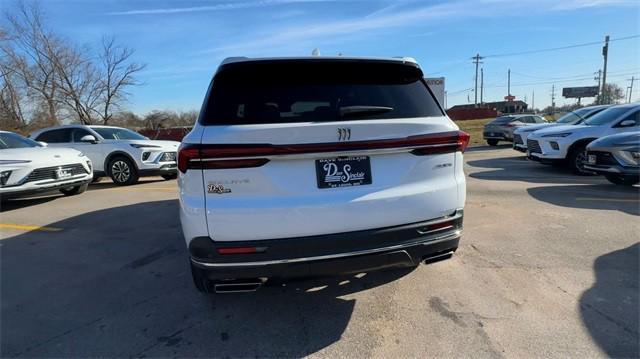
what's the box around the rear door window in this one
[35,129,72,143]
[202,60,443,125]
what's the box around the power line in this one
[483,34,639,58]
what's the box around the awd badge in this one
[207,183,231,194]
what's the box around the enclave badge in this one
[337,128,351,141]
[207,183,231,194]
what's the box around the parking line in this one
[0,223,63,232]
[576,197,639,203]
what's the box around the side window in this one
[520,117,533,123]
[617,111,639,127]
[35,129,72,143]
[71,128,93,142]
[534,116,546,123]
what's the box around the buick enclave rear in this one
[178,57,468,293]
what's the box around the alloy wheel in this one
[111,160,131,183]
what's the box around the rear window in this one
[489,116,516,125]
[200,60,443,125]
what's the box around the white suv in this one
[527,103,640,174]
[0,131,92,199]
[179,57,469,293]
[30,125,180,185]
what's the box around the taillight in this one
[411,130,470,155]
[217,246,266,255]
[178,143,270,173]
[178,130,471,173]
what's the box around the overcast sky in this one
[13,0,639,114]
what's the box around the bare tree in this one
[53,43,102,124]
[2,2,60,124]
[0,62,28,129]
[97,36,145,124]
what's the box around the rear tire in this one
[604,174,640,186]
[190,262,209,293]
[161,173,178,180]
[568,144,594,175]
[487,139,499,146]
[60,183,88,196]
[108,156,139,186]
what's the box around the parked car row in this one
[0,126,180,200]
[483,114,547,146]
[510,103,640,185]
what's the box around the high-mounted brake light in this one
[178,130,471,173]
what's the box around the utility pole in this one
[471,53,484,106]
[532,90,535,113]
[628,76,635,103]
[508,68,511,96]
[480,68,484,104]
[601,35,609,104]
[551,85,556,115]
[594,70,602,104]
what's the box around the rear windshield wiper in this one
[339,106,393,118]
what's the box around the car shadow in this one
[87,177,170,191]
[466,156,608,184]
[0,200,414,357]
[0,193,64,212]
[579,243,639,358]
[527,184,640,216]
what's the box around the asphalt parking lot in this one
[1,146,638,358]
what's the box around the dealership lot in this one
[1,147,638,358]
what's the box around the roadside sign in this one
[562,86,599,98]
[425,77,445,107]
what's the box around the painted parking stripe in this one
[575,197,639,203]
[0,223,63,232]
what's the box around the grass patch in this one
[454,118,493,147]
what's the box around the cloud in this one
[551,0,638,10]
[106,0,336,16]
[199,1,484,55]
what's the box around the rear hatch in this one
[184,59,468,241]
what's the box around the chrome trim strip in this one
[189,142,462,162]
[191,230,461,268]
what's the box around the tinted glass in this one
[489,117,515,125]
[533,116,546,123]
[35,129,71,143]
[202,60,442,125]
[0,132,41,149]
[584,106,636,126]
[557,107,601,124]
[91,127,147,140]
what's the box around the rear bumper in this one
[190,210,462,281]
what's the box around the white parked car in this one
[30,125,180,185]
[179,56,468,293]
[527,103,640,174]
[512,105,609,152]
[0,131,92,199]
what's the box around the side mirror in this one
[80,135,98,144]
[617,120,636,127]
[38,141,48,147]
